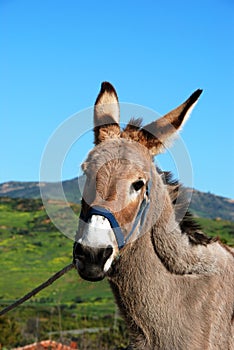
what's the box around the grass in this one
[0,198,115,317]
[195,217,234,246]
[0,197,233,348]
[0,197,233,303]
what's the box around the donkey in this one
[73,82,234,349]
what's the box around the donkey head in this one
[73,82,202,281]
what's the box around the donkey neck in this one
[150,173,218,275]
[107,183,217,349]
[108,230,174,348]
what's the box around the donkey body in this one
[73,82,234,349]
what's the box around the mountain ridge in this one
[0,178,233,222]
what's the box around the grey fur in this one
[76,83,234,349]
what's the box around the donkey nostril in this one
[77,259,85,272]
[73,243,86,271]
[74,242,85,258]
[103,245,113,260]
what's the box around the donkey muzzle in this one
[73,242,113,281]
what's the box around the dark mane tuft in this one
[121,118,144,142]
[127,117,143,129]
[159,169,215,245]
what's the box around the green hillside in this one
[0,197,115,305]
[1,178,234,222]
[0,197,233,348]
[0,197,124,349]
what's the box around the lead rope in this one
[0,262,74,316]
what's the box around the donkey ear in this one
[141,89,203,155]
[94,82,120,144]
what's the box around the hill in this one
[0,196,233,347]
[0,178,233,221]
[0,178,82,204]
[187,188,234,221]
[0,196,121,348]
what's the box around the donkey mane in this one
[161,170,215,246]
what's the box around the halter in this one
[79,179,152,250]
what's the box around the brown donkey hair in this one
[74,82,234,350]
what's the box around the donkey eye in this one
[132,180,145,192]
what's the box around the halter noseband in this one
[79,179,151,250]
[80,206,125,249]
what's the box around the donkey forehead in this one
[83,138,152,174]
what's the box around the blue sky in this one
[1,0,234,198]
